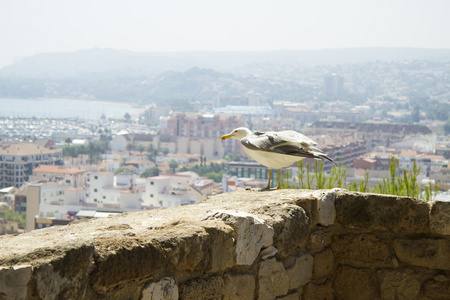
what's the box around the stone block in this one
[312,248,334,280]
[335,191,430,234]
[223,274,255,300]
[424,275,450,300]
[393,238,450,270]
[179,276,225,300]
[0,265,33,300]
[202,222,235,273]
[253,203,309,257]
[91,233,196,294]
[295,190,336,227]
[430,200,450,235]
[142,277,178,300]
[333,265,379,300]
[202,209,274,265]
[315,189,336,226]
[258,258,289,300]
[331,233,392,267]
[306,228,332,253]
[378,269,422,300]
[283,253,313,289]
[303,281,333,300]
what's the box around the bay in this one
[0,98,141,119]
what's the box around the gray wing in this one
[241,131,334,162]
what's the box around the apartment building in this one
[308,135,367,169]
[0,143,63,188]
[24,165,88,232]
[25,180,85,232]
[111,134,160,152]
[354,149,447,176]
[307,121,433,151]
[142,173,204,208]
[87,172,142,209]
[161,112,246,158]
[29,165,88,188]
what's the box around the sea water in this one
[0,98,140,119]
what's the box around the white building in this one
[29,165,88,188]
[87,172,142,209]
[142,173,203,208]
[25,181,86,232]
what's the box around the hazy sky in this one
[0,0,449,68]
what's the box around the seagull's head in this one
[221,127,252,141]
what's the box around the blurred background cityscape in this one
[1,0,449,234]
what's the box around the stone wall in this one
[0,189,449,299]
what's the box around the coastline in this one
[0,97,142,119]
[37,97,139,108]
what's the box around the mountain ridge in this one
[2,47,450,79]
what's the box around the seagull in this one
[221,127,334,190]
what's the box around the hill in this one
[1,48,450,79]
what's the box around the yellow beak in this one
[221,134,231,140]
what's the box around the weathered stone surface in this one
[315,189,337,226]
[202,209,274,266]
[394,238,450,270]
[202,222,235,273]
[260,245,278,260]
[142,277,178,300]
[283,253,313,289]
[306,228,332,253]
[179,276,225,300]
[0,265,33,300]
[424,275,450,300]
[253,203,309,257]
[430,200,450,235]
[294,189,336,227]
[312,248,334,279]
[1,189,449,299]
[378,269,422,300]
[33,245,98,299]
[258,258,289,300]
[277,292,302,300]
[303,281,333,300]
[331,233,392,267]
[333,265,379,300]
[335,190,430,234]
[223,274,255,300]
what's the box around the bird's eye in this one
[234,130,238,133]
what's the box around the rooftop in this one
[33,165,88,175]
[0,143,59,156]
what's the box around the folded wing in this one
[241,130,334,162]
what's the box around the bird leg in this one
[262,169,272,190]
[276,169,281,189]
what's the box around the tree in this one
[169,159,179,173]
[114,167,132,175]
[126,143,134,152]
[162,147,169,155]
[412,106,420,123]
[87,142,99,165]
[445,120,450,135]
[140,168,160,178]
[137,144,145,155]
[2,210,26,228]
[65,137,72,145]
[124,112,131,122]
